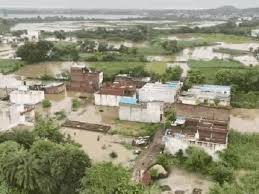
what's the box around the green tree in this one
[33,116,64,143]
[80,162,143,194]
[184,147,212,173]
[187,70,206,86]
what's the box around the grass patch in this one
[145,62,167,75]
[189,59,245,84]
[0,59,24,74]
[192,33,256,44]
[89,61,166,78]
[111,120,160,137]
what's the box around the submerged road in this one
[132,126,165,182]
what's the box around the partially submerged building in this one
[119,97,163,123]
[0,74,23,90]
[138,82,181,103]
[94,82,136,107]
[0,101,34,131]
[179,85,231,107]
[115,74,151,88]
[9,86,45,105]
[163,117,229,157]
[44,82,65,94]
[66,64,103,93]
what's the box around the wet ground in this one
[15,61,72,78]
[159,168,213,194]
[61,127,136,167]
[230,108,259,133]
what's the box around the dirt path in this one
[132,126,164,182]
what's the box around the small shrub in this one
[109,151,118,159]
[72,99,81,111]
[42,99,51,108]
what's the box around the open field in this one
[0,59,24,74]
[189,59,245,83]
[192,33,258,44]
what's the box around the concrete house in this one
[138,81,181,103]
[179,85,231,107]
[9,86,45,105]
[94,82,136,107]
[0,101,35,131]
[66,64,103,93]
[163,118,229,158]
[119,97,163,123]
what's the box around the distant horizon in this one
[0,0,259,10]
[1,5,259,11]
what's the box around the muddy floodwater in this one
[15,61,72,78]
[174,42,259,66]
[230,108,259,133]
[159,168,213,194]
[61,128,136,167]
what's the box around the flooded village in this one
[0,6,259,194]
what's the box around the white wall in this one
[0,74,23,89]
[0,104,25,131]
[10,90,45,105]
[138,86,177,103]
[94,93,122,107]
[119,102,163,123]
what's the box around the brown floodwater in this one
[230,108,259,133]
[61,127,136,167]
[15,61,72,78]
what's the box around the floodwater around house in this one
[61,127,136,167]
[230,108,259,133]
[159,168,213,194]
[15,61,72,78]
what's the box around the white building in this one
[10,86,45,105]
[0,74,23,90]
[251,29,259,38]
[138,82,181,103]
[0,102,26,131]
[119,97,163,123]
[94,82,136,107]
[179,85,231,107]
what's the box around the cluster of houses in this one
[0,73,67,131]
[65,64,231,156]
[0,63,231,156]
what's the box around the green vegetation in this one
[193,33,255,44]
[0,59,24,74]
[112,120,160,137]
[42,99,52,108]
[16,41,79,63]
[208,131,259,193]
[72,99,81,111]
[0,117,91,194]
[80,162,144,194]
[189,59,244,84]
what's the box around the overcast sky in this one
[0,0,259,9]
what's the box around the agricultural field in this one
[192,33,258,44]
[189,59,245,84]
[0,59,24,74]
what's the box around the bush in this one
[109,151,118,159]
[72,99,81,111]
[42,99,51,108]
[210,163,234,185]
